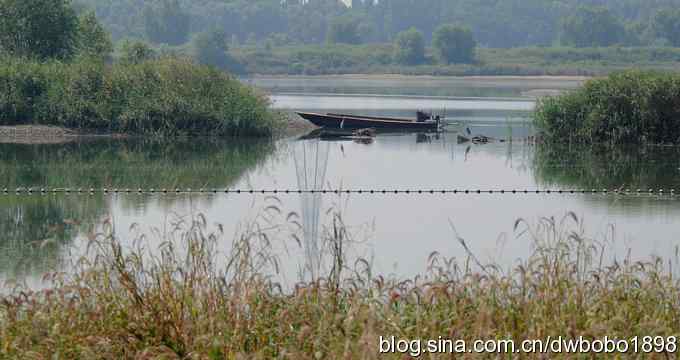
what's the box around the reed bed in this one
[534,70,680,144]
[0,56,283,137]
[1,210,680,359]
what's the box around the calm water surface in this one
[2,76,679,288]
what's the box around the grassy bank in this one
[0,56,283,136]
[1,212,679,358]
[233,44,680,76]
[534,70,680,144]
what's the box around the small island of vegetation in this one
[0,0,283,137]
[535,70,680,144]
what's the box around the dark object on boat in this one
[297,111,440,131]
[472,135,491,144]
[457,134,494,144]
[353,128,376,137]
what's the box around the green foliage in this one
[652,9,680,46]
[0,0,79,60]
[118,40,157,64]
[76,11,113,60]
[534,70,680,144]
[432,25,476,64]
[0,57,282,136]
[69,0,680,49]
[234,44,680,76]
[143,0,190,45]
[560,6,624,47]
[191,29,245,74]
[234,44,395,75]
[326,16,363,45]
[393,27,425,65]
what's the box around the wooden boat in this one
[296,111,440,131]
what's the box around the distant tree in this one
[119,40,156,64]
[393,27,425,65]
[560,7,624,47]
[143,0,190,45]
[192,30,229,67]
[432,25,476,64]
[246,33,258,46]
[652,9,680,47]
[623,21,649,46]
[0,0,79,60]
[327,16,362,44]
[77,11,113,60]
[266,33,292,47]
[192,29,245,74]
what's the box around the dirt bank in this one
[0,125,130,144]
[0,117,314,144]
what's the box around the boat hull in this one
[296,112,439,131]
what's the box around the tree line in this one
[5,0,680,72]
[72,0,680,48]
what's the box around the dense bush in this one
[0,56,282,136]
[393,27,425,65]
[0,0,79,60]
[432,25,477,64]
[534,70,680,144]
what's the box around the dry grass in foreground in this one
[1,212,679,359]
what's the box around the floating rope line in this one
[2,187,678,196]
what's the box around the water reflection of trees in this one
[0,138,276,279]
[0,195,106,277]
[533,143,680,189]
[0,138,275,189]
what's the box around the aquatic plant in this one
[534,70,680,144]
[0,56,284,136]
[2,209,680,358]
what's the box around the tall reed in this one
[1,210,679,358]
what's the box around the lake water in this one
[2,76,680,288]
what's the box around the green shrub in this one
[0,56,283,136]
[393,27,425,65]
[534,70,680,144]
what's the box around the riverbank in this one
[1,213,678,358]
[234,44,680,77]
[0,112,313,144]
